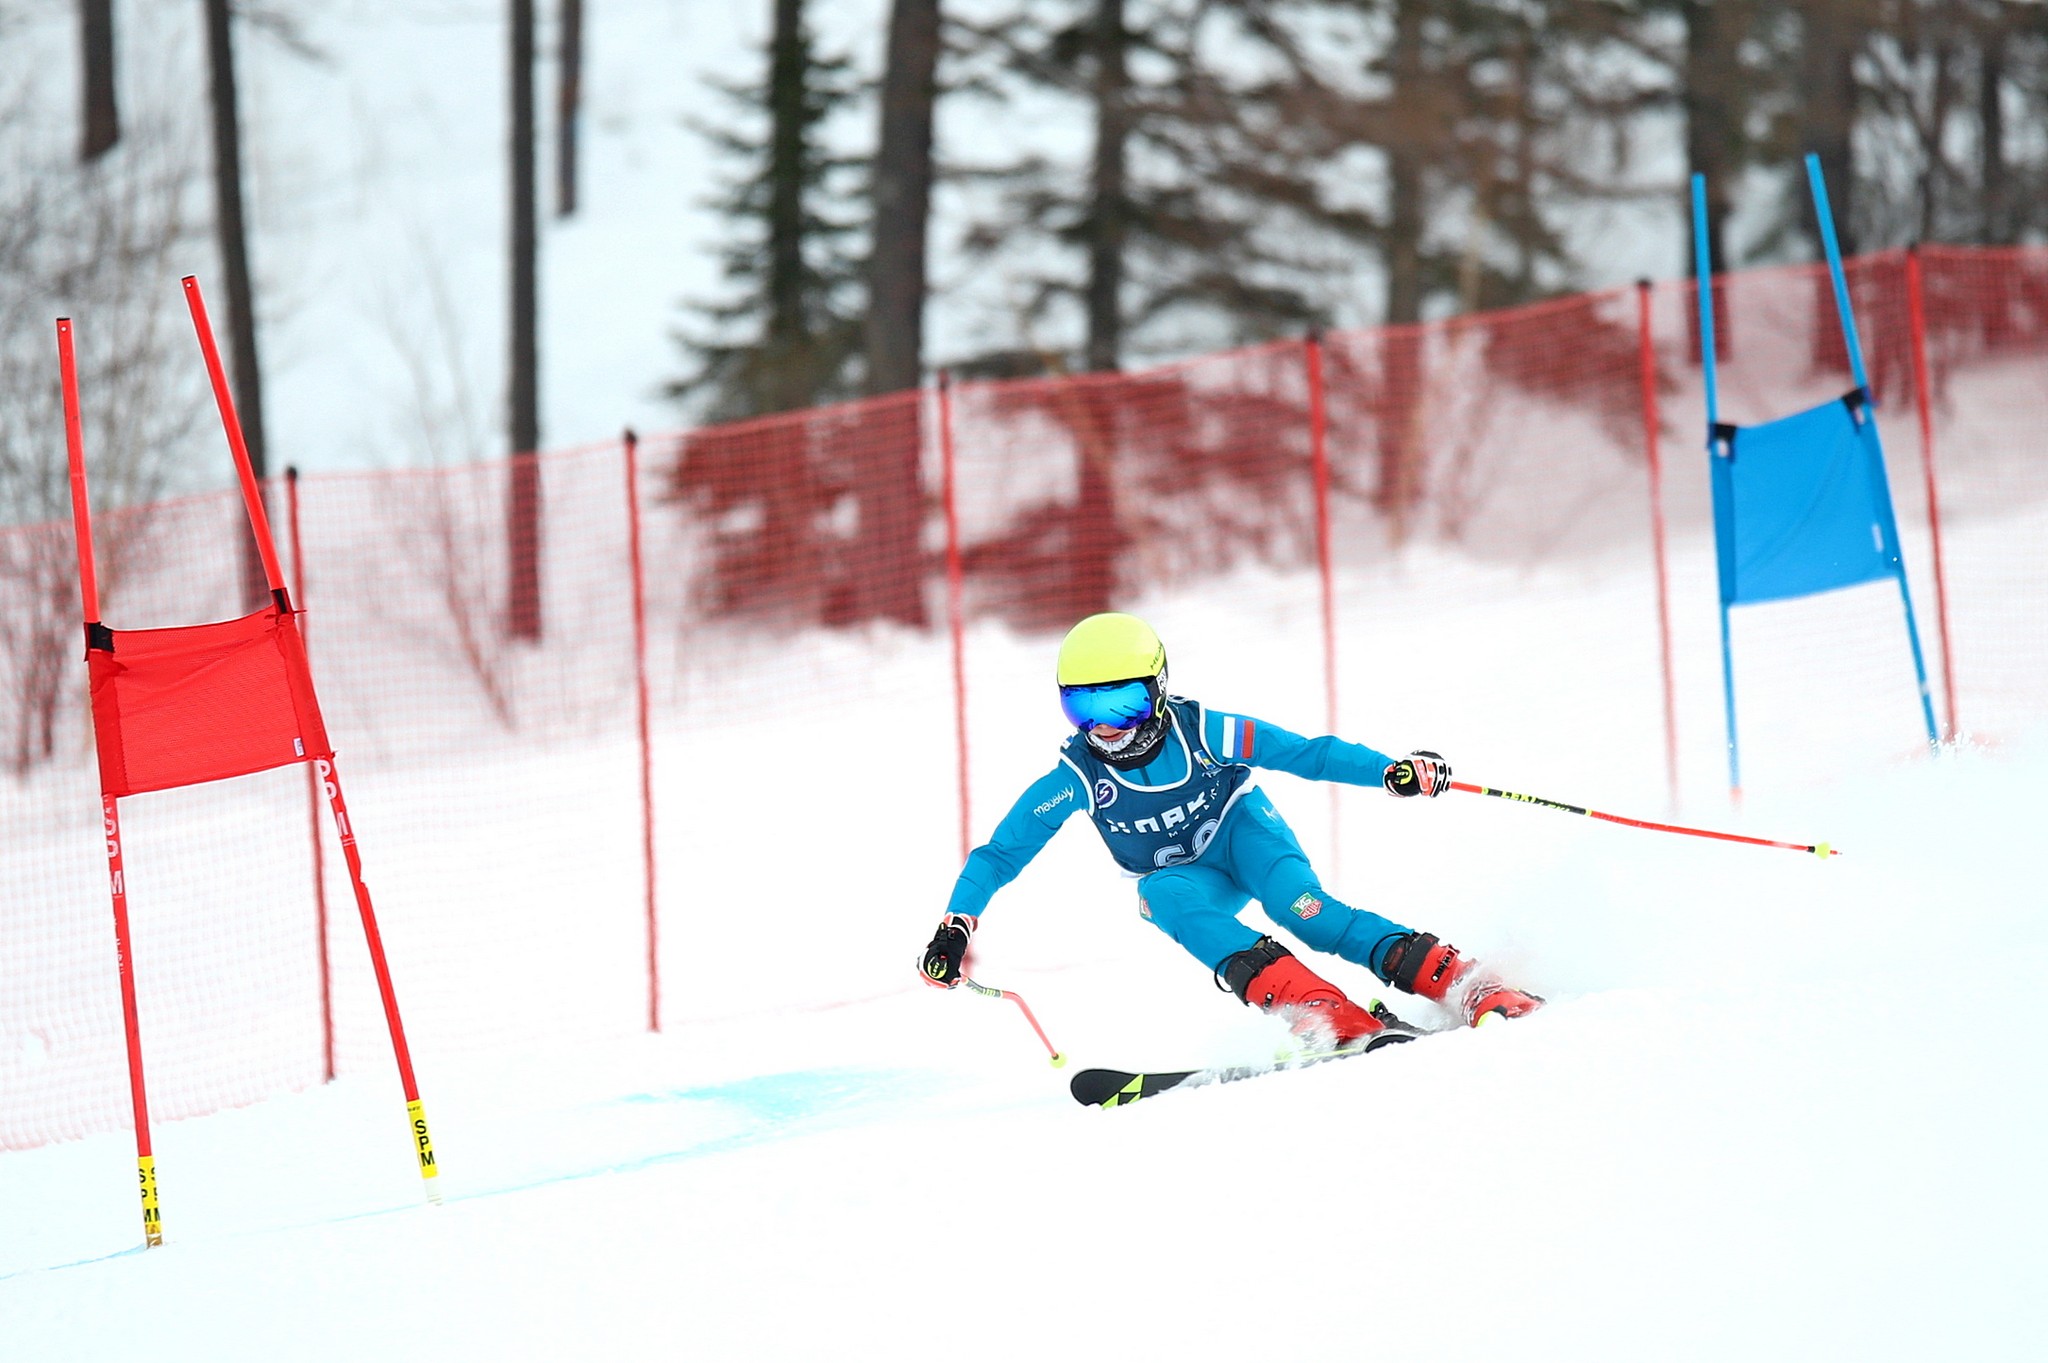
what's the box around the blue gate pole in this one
[1694,173,1742,795]
[1805,154,1870,393]
[1806,155,1941,747]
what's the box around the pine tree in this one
[947,0,1397,612]
[1199,1,1660,521]
[668,0,875,626]
[672,0,867,419]
[952,0,1372,373]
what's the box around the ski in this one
[1069,1003,1445,1108]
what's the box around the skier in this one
[919,612,1542,1049]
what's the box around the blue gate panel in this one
[1712,393,1897,607]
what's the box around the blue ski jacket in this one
[944,696,1398,920]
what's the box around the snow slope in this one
[1,583,2041,1360]
[4,5,2043,1358]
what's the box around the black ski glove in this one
[920,914,976,987]
[1383,750,1452,798]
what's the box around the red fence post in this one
[286,466,335,1082]
[1637,280,1680,808]
[940,373,970,863]
[1904,247,1961,743]
[623,429,660,1030]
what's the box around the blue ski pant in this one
[1135,788,1411,981]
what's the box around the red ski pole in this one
[958,977,1068,1068]
[1450,781,1839,859]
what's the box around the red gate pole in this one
[285,467,336,1082]
[186,275,440,1203]
[58,321,99,621]
[181,279,286,598]
[102,794,162,1244]
[940,373,971,864]
[59,315,161,1244]
[59,316,163,1246]
[1904,247,1961,743]
[1305,332,1341,869]
[1638,281,1680,807]
[313,757,440,1201]
[623,429,660,1031]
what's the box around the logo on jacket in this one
[1093,778,1117,809]
[1289,892,1323,920]
[1033,787,1074,817]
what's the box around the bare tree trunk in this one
[1384,0,1425,330]
[507,0,543,642]
[80,0,118,162]
[1979,9,2009,244]
[866,0,937,397]
[1916,32,1959,245]
[1060,0,1129,617]
[557,0,583,217]
[1680,0,1734,279]
[1800,0,1858,254]
[856,0,940,626]
[1378,0,1427,531]
[1800,0,1858,374]
[1680,0,1737,367]
[203,0,270,609]
[1085,0,1128,374]
[764,0,809,409]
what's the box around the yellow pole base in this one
[407,1099,442,1205]
[138,1155,163,1247]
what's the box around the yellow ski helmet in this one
[1056,612,1166,688]
[1056,614,1170,759]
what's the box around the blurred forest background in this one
[8,4,2048,468]
[677,0,2048,418]
[4,0,2047,637]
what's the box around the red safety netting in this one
[4,246,2046,1150]
[1900,246,2048,743]
[2,491,334,1145]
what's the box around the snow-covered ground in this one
[5,5,2043,1358]
[2,540,2042,1359]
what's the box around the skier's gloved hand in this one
[920,914,976,988]
[1383,750,1452,798]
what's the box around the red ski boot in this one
[1380,932,1543,1027]
[1219,938,1394,1050]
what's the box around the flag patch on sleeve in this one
[1219,715,1256,760]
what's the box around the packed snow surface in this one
[3,674,2041,1360]
[4,3,2042,1358]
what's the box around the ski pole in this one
[1450,781,1838,858]
[958,977,1068,1068]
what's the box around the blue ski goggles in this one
[1059,678,1157,731]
